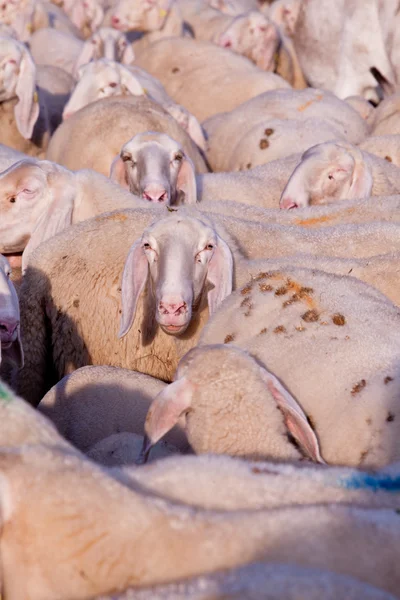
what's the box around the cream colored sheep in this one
[371,93,400,137]
[17,208,242,405]
[177,0,281,72]
[46,95,208,175]
[178,267,400,468]
[279,141,400,209]
[0,36,65,157]
[96,564,396,599]
[38,365,189,452]
[1,442,400,598]
[134,37,291,122]
[0,380,399,598]
[0,158,143,268]
[359,135,400,167]
[202,89,371,171]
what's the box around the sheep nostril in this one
[112,16,120,25]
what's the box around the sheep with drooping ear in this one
[279,141,400,209]
[110,132,197,205]
[73,27,134,74]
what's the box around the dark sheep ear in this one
[370,67,396,99]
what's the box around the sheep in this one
[110,132,197,205]
[371,93,400,137]
[16,208,242,405]
[29,27,134,77]
[1,441,400,597]
[46,95,208,175]
[87,432,180,466]
[38,365,189,452]
[0,35,66,156]
[279,141,400,209]
[359,135,400,167]
[292,0,396,101]
[52,0,105,38]
[118,452,400,514]
[61,59,207,150]
[177,0,281,72]
[202,88,370,171]
[1,380,400,598]
[0,158,143,270]
[1,0,83,42]
[0,255,22,368]
[165,266,400,468]
[345,95,376,126]
[134,37,291,122]
[106,0,187,52]
[96,564,397,599]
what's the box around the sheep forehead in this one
[145,216,216,247]
[97,28,123,42]
[303,143,353,168]
[177,344,253,380]
[125,133,180,153]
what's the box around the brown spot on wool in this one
[295,325,305,332]
[73,299,80,308]
[294,207,356,228]
[259,139,269,150]
[297,94,324,112]
[259,327,268,335]
[283,294,301,308]
[172,67,180,73]
[251,466,277,475]
[259,283,273,292]
[301,309,319,322]
[384,376,394,384]
[224,334,235,343]
[241,285,253,295]
[241,296,252,308]
[366,418,372,426]
[387,412,395,422]
[385,155,392,162]
[96,213,127,223]
[275,286,288,296]
[274,325,286,334]
[351,379,366,396]
[359,449,369,463]
[332,313,346,326]
[264,128,274,136]
[246,163,252,169]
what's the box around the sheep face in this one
[111,132,197,206]
[279,142,373,209]
[119,214,233,338]
[111,0,173,33]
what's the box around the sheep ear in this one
[118,239,148,338]
[121,43,135,65]
[110,154,129,190]
[206,235,233,315]
[2,327,24,369]
[22,188,75,273]
[139,377,194,463]
[187,115,207,152]
[258,366,325,464]
[74,41,96,76]
[15,49,40,139]
[348,158,373,200]
[120,69,145,97]
[176,155,197,204]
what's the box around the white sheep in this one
[0,158,143,269]
[172,266,400,468]
[0,380,399,598]
[0,254,22,368]
[46,95,208,175]
[110,132,197,205]
[359,135,400,168]
[279,141,400,209]
[0,36,65,157]
[96,564,396,599]
[17,208,241,405]
[1,441,400,597]
[38,365,189,452]
[134,37,291,122]
[62,59,207,150]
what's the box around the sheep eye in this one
[328,174,334,180]
[9,196,15,203]
[174,152,183,162]
[143,242,151,249]
[121,153,131,162]
[109,82,117,88]
[206,244,214,250]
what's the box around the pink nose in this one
[142,187,168,203]
[112,16,120,26]
[280,197,298,210]
[159,301,187,316]
[0,319,18,341]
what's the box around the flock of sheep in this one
[1,0,400,598]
